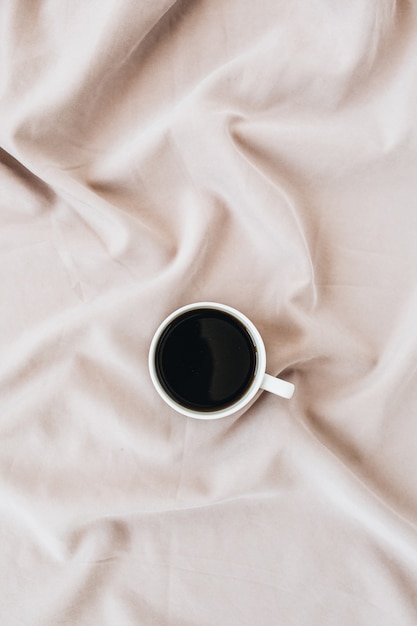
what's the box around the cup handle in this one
[261,373,295,399]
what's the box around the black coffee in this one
[155,308,257,412]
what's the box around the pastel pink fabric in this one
[1,1,417,624]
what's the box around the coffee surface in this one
[155,308,257,411]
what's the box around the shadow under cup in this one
[153,307,258,413]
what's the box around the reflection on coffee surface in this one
[155,308,257,411]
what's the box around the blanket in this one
[1,1,417,624]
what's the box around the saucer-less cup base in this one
[149,302,295,420]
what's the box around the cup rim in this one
[148,302,267,419]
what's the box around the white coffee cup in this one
[148,302,294,420]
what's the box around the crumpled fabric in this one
[1,1,417,624]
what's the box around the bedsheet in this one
[1,1,417,624]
